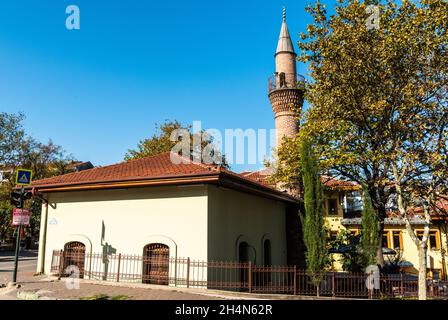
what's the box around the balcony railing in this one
[268,73,306,93]
[343,209,363,218]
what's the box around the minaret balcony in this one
[268,73,306,94]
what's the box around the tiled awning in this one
[341,216,427,226]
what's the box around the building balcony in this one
[268,73,306,93]
[342,209,362,219]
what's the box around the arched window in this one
[238,242,250,262]
[142,243,169,285]
[238,242,250,290]
[63,241,86,278]
[263,239,272,266]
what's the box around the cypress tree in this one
[360,188,379,267]
[300,138,327,296]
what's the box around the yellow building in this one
[322,180,448,280]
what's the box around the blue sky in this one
[0,0,336,172]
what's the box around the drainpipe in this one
[36,201,49,274]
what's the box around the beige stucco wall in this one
[386,225,447,277]
[40,185,209,275]
[323,190,345,271]
[207,185,287,266]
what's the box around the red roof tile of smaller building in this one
[320,175,360,190]
[239,168,275,187]
[239,171,360,191]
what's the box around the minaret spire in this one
[276,7,295,55]
[268,7,304,153]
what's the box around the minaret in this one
[268,8,304,149]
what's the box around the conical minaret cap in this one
[275,7,295,55]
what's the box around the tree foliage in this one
[0,112,26,167]
[330,229,365,272]
[300,138,328,289]
[125,120,229,168]
[273,0,448,270]
[0,112,74,242]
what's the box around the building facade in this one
[33,152,300,283]
[323,185,448,279]
[28,8,447,286]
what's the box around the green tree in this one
[300,138,327,296]
[360,189,379,266]
[0,112,25,166]
[125,120,229,168]
[330,229,365,272]
[273,0,448,272]
[0,112,74,243]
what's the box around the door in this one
[63,241,86,278]
[142,243,169,285]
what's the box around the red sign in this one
[12,208,31,227]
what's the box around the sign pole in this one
[12,187,24,283]
[10,169,33,284]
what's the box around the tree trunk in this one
[376,234,384,266]
[418,244,428,300]
[367,185,386,266]
[376,220,385,266]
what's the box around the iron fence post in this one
[186,257,190,288]
[430,279,434,297]
[89,252,92,280]
[400,273,404,296]
[332,271,335,297]
[293,266,297,295]
[248,261,252,293]
[58,250,64,277]
[174,258,178,287]
[116,253,121,282]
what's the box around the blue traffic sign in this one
[16,169,33,186]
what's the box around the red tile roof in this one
[239,168,275,187]
[31,152,298,203]
[408,198,448,218]
[32,152,218,187]
[239,171,360,191]
[320,175,360,190]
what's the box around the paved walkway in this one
[0,276,348,300]
[0,251,348,300]
[0,250,38,286]
[1,278,224,300]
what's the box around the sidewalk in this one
[0,276,343,300]
[0,277,221,300]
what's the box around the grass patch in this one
[80,294,130,300]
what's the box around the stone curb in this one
[16,290,58,300]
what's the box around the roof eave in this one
[29,171,299,204]
[218,171,299,204]
[29,173,220,193]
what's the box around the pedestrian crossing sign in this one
[15,169,33,186]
